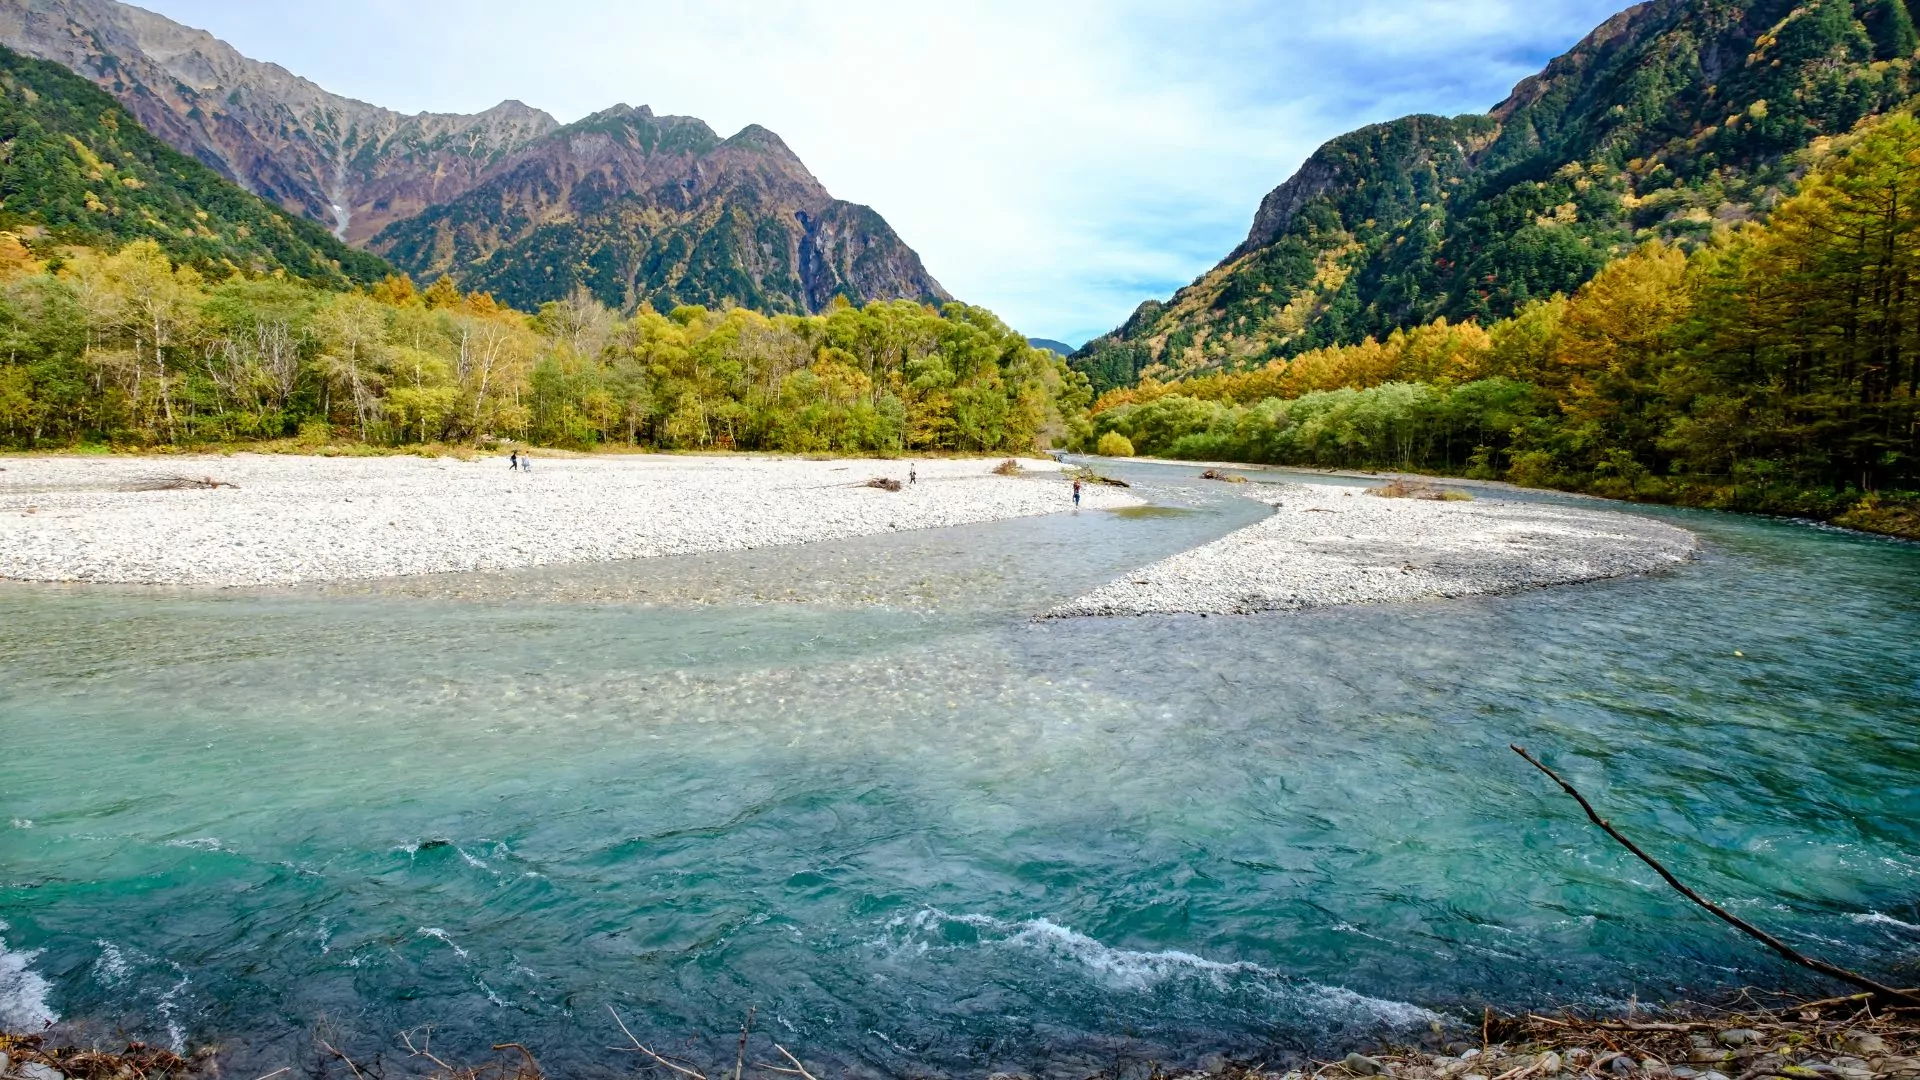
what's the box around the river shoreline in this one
[1091,456,1920,543]
[5,998,1913,1080]
[0,453,1137,586]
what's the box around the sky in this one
[142,0,1630,345]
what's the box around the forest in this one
[1083,114,1920,535]
[0,240,1090,455]
[1074,0,1920,393]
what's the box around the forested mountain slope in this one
[0,0,558,246]
[0,44,388,284]
[1075,0,1920,391]
[372,105,951,316]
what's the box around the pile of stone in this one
[1325,1026,1916,1080]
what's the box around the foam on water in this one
[893,910,1441,1031]
[0,921,58,1031]
[1853,912,1920,933]
[418,928,470,958]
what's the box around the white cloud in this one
[144,0,1628,343]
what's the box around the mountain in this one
[1027,338,1078,356]
[0,0,951,315]
[0,43,388,283]
[1074,0,1920,391]
[0,0,558,246]
[371,105,950,315]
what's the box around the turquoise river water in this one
[2,462,1917,1079]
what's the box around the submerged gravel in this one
[1048,483,1697,617]
[0,453,1136,586]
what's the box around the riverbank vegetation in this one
[1082,115,1920,537]
[0,240,1090,455]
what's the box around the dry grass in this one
[992,458,1023,476]
[0,1032,193,1080]
[861,476,903,491]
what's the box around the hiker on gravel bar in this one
[909,463,917,485]
[1073,478,1082,507]
[509,450,519,471]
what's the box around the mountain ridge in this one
[1074,0,1920,391]
[0,0,949,315]
[371,104,950,315]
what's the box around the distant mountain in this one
[1027,338,1078,357]
[0,0,558,246]
[372,105,950,315]
[1075,0,1920,391]
[0,0,949,314]
[0,43,388,284]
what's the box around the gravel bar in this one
[1048,483,1696,617]
[0,454,1138,586]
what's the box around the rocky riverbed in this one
[0,453,1136,587]
[5,1007,1913,1080]
[1049,483,1697,617]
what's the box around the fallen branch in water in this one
[1511,743,1920,1009]
[316,1035,366,1080]
[609,1005,709,1080]
[491,1043,542,1078]
[757,1044,821,1080]
[733,1008,755,1080]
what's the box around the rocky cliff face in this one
[1074,0,1920,392]
[0,43,390,284]
[0,0,559,245]
[373,106,950,315]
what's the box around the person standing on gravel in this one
[1073,478,1082,508]
[509,450,519,472]
[909,463,917,485]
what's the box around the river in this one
[2,462,1916,1078]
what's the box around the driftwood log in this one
[124,475,239,492]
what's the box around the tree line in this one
[0,238,1091,455]
[1085,114,1920,531]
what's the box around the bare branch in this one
[773,1044,820,1080]
[316,1036,366,1080]
[734,1007,755,1080]
[1511,744,1920,1008]
[492,1042,542,1077]
[608,1004,709,1080]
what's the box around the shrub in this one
[1096,431,1134,457]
